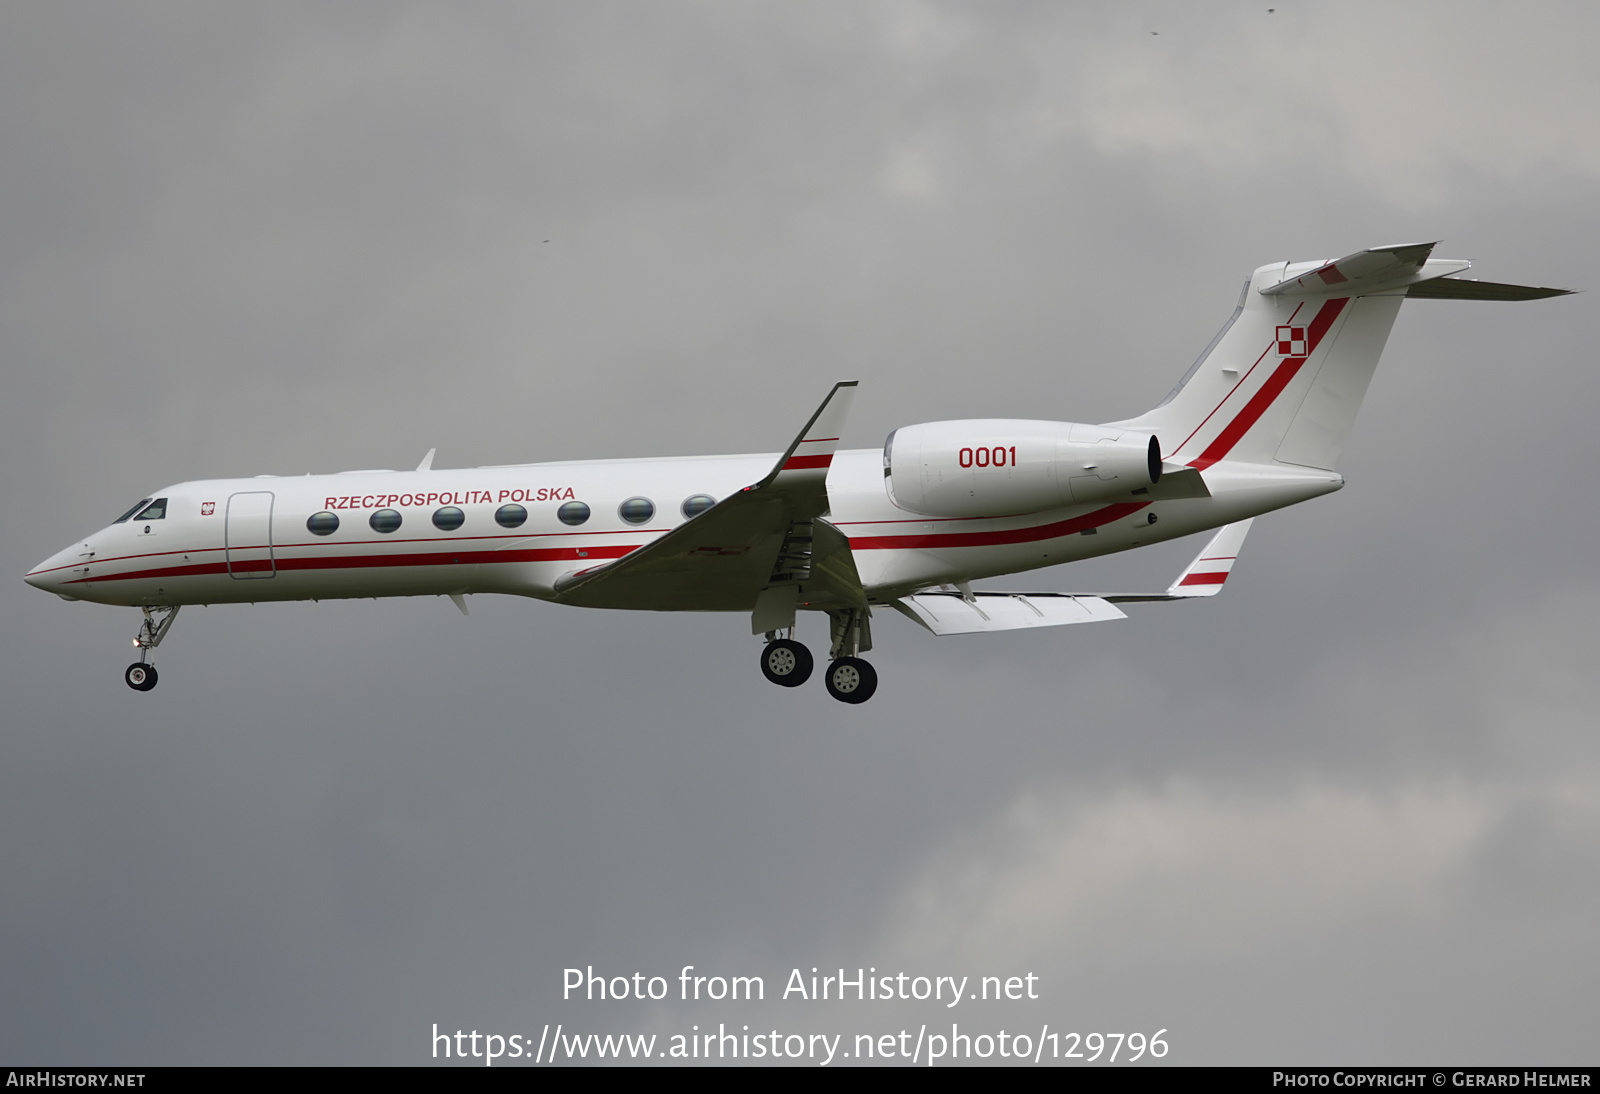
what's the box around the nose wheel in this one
[124,604,180,691]
[125,663,159,692]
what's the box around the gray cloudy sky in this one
[3,1,1598,1066]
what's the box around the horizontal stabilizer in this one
[1405,277,1573,301]
[1261,243,1472,298]
[892,592,1125,635]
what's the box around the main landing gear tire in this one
[760,639,814,687]
[125,663,158,692]
[824,657,877,704]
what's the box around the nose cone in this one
[26,543,83,596]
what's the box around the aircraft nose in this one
[25,543,83,594]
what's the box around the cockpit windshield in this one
[134,498,168,520]
[113,498,154,524]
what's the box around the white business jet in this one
[26,244,1567,702]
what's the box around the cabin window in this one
[681,494,716,519]
[114,499,154,524]
[618,497,655,525]
[558,501,591,526]
[306,512,340,536]
[495,503,528,529]
[433,507,466,531]
[370,509,403,534]
[134,498,168,521]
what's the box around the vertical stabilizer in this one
[1115,245,1568,473]
[1113,246,1444,471]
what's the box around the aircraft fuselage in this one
[27,450,1339,611]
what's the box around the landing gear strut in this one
[126,605,179,692]
[823,607,877,704]
[755,609,881,702]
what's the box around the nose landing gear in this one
[125,605,179,691]
[124,663,158,692]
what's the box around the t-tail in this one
[1114,243,1570,473]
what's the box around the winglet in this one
[751,381,859,494]
[1165,518,1254,597]
[417,448,436,472]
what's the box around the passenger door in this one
[225,491,276,579]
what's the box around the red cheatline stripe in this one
[1188,297,1349,470]
[79,503,1150,578]
[781,454,833,471]
[30,527,662,578]
[833,514,992,526]
[29,546,200,578]
[849,502,1148,551]
[67,543,641,585]
[1178,572,1229,586]
[1318,265,1348,284]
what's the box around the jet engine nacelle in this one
[883,419,1161,518]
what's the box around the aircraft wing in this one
[550,382,864,615]
[889,591,1128,635]
[891,520,1254,635]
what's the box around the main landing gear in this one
[822,657,876,704]
[757,608,877,704]
[760,638,813,687]
[125,605,179,692]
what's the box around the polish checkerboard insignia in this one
[1276,325,1307,356]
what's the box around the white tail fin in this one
[1113,244,1569,473]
